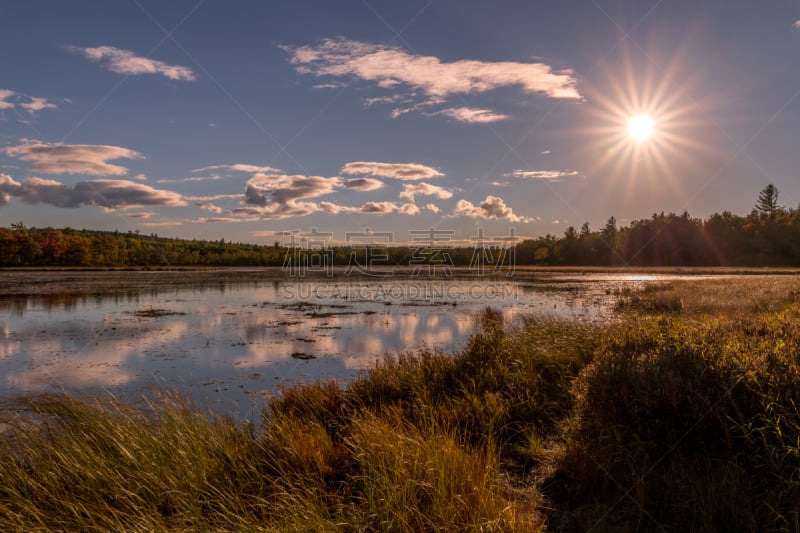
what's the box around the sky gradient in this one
[2,0,800,244]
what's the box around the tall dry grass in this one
[2,275,800,530]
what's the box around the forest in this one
[0,185,798,268]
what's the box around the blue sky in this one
[2,0,800,244]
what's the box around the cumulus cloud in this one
[341,161,443,181]
[399,182,452,202]
[244,174,341,205]
[508,169,580,180]
[234,173,343,219]
[425,203,440,213]
[0,90,57,112]
[284,38,581,99]
[344,177,384,191]
[20,97,57,112]
[398,203,420,215]
[433,107,510,123]
[192,163,281,174]
[356,201,419,215]
[794,20,800,29]
[132,173,148,181]
[451,195,533,223]
[179,168,433,221]
[0,174,185,209]
[0,174,13,206]
[322,201,419,215]
[4,143,143,176]
[0,90,14,110]
[194,201,223,213]
[68,45,195,81]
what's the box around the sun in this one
[628,115,654,141]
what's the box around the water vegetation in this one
[1,275,799,530]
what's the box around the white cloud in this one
[140,221,185,227]
[327,201,420,215]
[344,177,384,191]
[794,20,800,29]
[68,45,196,81]
[0,174,12,206]
[451,195,533,223]
[176,168,436,221]
[235,173,342,219]
[341,161,443,180]
[433,107,510,123]
[184,193,241,202]
[0,174,185,209]
[245,173,341,205]
[183,175,221,182]
[4,143,143,176]
[425,203,440,213]
[132,173,148,181]
[192,163,281,174]
[284,38,581,100]
[0,90,14,110]
[0,90,57,112]
[194,201,223,214]
[312,82,345,90]
[20,97,57,112]
[399,203,420,215]
[365,94,406,107]
[388,97,446,118]
[399,182,452,202]
[540,150,551,155]
[490,181,509,187]
[508,169,580,180]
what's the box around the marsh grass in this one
[2,275,800,530]
[550,276,800,531]
[0,392,269,531]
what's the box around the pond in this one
[0,269,702,421]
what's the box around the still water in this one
[0,271,679,420]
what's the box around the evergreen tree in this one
[755,184,780,218]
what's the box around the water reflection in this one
[0,274,659,420]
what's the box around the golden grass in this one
[1,276,800,530]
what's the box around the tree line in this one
[0,185,798,268]
[518,184,799,267]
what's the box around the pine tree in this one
[755,184,780,218]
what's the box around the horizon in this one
[2,1,800,245]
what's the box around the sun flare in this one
[628,115,654,141]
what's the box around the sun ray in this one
[569,40,723,217]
